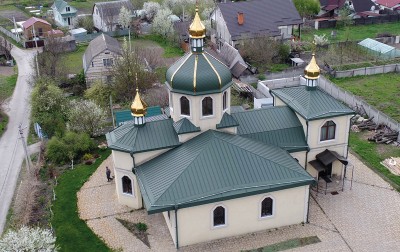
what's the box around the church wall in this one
[175,185,309,247]
[273,97,287,107]
[162,211,176,244]
[178,132,202,142]
[289,151,306,168]
[134,148,172,166]
[113,166,142,209]
[112,151,132,170]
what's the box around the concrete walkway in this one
[77,152,400,251]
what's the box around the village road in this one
[0,46,36,234]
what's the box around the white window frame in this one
[121,175,134,197]
[318,119,338,144]
[201,96,214,118]
[211,204,227,229]
[259,195,275,220]
[179,95,191,118]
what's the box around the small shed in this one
[358,38,400,59]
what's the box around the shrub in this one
[258,74,266,80]
[0,226,58,251]
[136,222,148,232]
[83,153,93,161]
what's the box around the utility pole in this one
[18,124,32,172]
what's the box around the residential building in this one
[92,0,135,32]
[82,34,121,85]
[210,0,302,49]
[375,0,400,10]
[22,17,52,40]
[51,0,78,28]
[106,8,353,248]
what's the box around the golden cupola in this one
[131,87,147,126]
[189,7,206,39]
[304,53,320,80]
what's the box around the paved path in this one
[78,152,400,251]
[0,47,36,234]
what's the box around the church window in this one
[320,120,336,141]
[261,197,273,217]
[122,176,133,195]
[180,96,190,116]
[202,97,213,116]
[223,91,227,110]
[213,206,226,227]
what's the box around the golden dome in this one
[304,53,320,80]
[189,7,206,39]
[131,88,147,117]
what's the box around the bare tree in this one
[36,36,67,78]
[0,36,13,61]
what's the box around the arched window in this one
[320,120,336,141]
[122,176,133,195]
[202,97,213,116]
[180,96,190,116]
[223,91,227,110]
[213,206,226,226]
[261,197,273,217]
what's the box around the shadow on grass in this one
[244,236,321,252]
[52,148,112,252]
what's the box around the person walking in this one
[106,166,112,182]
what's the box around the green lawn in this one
[330,73,400,122]
[62,45,87,74]
[301,22,400,42]
[141,34,184,58]
[52,148,111,252]
[0,73,17,137]
[349,132,400,191]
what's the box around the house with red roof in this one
[22,17,52,40]
[375,0,400,10]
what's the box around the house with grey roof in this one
[51,0,77,28]
[82,33,121,85]
[210,0,303,49]
[106,8,353,248]
[93,0,135,32]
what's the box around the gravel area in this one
[77,152,400,251]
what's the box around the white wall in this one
[171,185,309,247]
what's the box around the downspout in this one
[305,120,309,170]
[175,206,179,249]
[307,187,311,223]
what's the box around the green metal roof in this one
[216,112,239,129]
[136,130,315,214]
[166,51,232,95]
[115,106,162,126]
[271,86,354,121]
[232,107,308,152]
[173,118,200,134]
[106,119,180,154]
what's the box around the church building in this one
[106,8,353,248]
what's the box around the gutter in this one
[175,206,179,249]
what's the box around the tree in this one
[84,81,115,109]
[111,40,157,102]
[143,1,161,21]
[152,8,174,40]
[293,0,320,19]
[67,99,108,136]
[119,6,132,50]
[31,77,68,137]
[0,226,58,251]
[36,35,67,79]
[75,16,94,34]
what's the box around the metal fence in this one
[0,26,21,43]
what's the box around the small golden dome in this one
[131,88,147,117]
[304,53,320,80]
[189,7,206,39]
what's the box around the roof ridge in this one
[204,51,229,68]
[214,133,310,178]
[241,124,303,135]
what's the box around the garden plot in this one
[0,6,29,22]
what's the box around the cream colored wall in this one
[112,151,132,171]
[289,151,307,168]
[170,88,231,131]
[134,148,171,166]
[162,211,176,244]
[174,185,309,247]
[273,96,287,107]
[178,132,201,143]
[113,166,142,209]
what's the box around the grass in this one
[0,73,17,101]
[330,73,400,122]
[61,45,87,74]
[52,148,111,252]
[301,22,400,42]
[349,132,400,191]
[244,236,321,252]
[0,111,8,138]
[142,34,184,58]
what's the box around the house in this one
[82,34,121,85]
[22,17,52,40]
[106,8,353,248]
[92,0,134,32]
[375,0,400,10]
[349,0,380,17]
[51,0,77,28]
[210,0,302,49]
[318,0,346,17]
